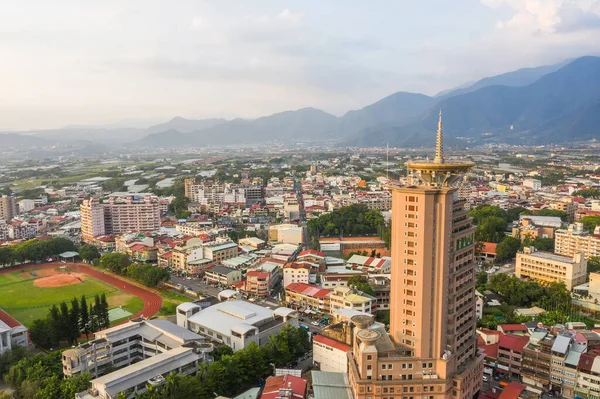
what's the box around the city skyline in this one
[2,0,600,130]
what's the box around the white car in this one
[311,321,320,326]
[483,375,489,382]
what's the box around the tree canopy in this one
[347,275,375,296]
[572,188,600,198]
[495,236,521,261]
[307,204,385,249]
[0,238,75,266]
[582,215,600,234]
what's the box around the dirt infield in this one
[0,263,162,324]
[34,272,85,288]
[19,268,57,280]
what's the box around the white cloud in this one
[481,0,600,33]
[277,9,304,23]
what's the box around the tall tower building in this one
[349,112,484,399]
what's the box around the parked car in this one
[311,321,320,326]
[483,375,489,382]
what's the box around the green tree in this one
[99,253,131,273]
[475,216,507,243]
[212,345,234,361]
[469,205,508,225]
[496,236,522,261]
[69,298,81,344]
[78,244,100,262]
[582,215,600,234]
[588,256,600,274]
[347,275,375,296]
[572,188,600,198]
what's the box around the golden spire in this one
[434,109,444,164]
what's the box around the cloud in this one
[277,9,304,23]
[191,16,205,30]
[481,0,600,34]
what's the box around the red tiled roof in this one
[297,249,325,258]
[478,336,499,359]
[285,282,331,299]
[0,309,21,328]
[159,251,173,259]
[284,262,311,270]
[498,382,526,399]
[313,334,351,352]
[129,244,149,251]
[261,375,307,399]
[498,324,528,332]
[482,242,497,254]
[247,271,270,279]
[498,334,529,353]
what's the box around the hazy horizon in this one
[2,0,600,130]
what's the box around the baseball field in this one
[0,265,148,327]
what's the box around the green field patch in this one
[0,276,118,327]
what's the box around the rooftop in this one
[524,250,575,263]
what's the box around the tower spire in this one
[434,109,444,164]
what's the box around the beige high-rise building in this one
[0,195,17,221]
[348,112,484,399]
[80,194,161,242]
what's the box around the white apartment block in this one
[555,223,600,259]
[283,262,311,288]
[516,247,587,290]
[81,194,161,242]
[0,320,28,354]
[66,319,213,399]
[523,179,542,190]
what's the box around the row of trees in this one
[3,350,91,399]
[0,238,75,266]
[308,204,387,249]
[134,324,310,399]
[29,294,110,348]
[99,253,169,287]
[572,188,600,198]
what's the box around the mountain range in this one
[3,56,600,150]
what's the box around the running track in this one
[0,263,162,327]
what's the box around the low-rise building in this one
[260,374,307,399]
[176,299,298,351]
[0,315,28,354]
[204,265,243,287]
[313,333,351,373]
[283,262,311,288]
[285,283,332,317]
[497,334,530,380]
[516,247,587,290]
[329,286,376,315]
[345,255,391,274]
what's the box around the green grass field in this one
[0,269,144,327]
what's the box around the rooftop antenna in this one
[434,109,444,164]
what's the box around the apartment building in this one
[551,198,577,223]
[556,223,600,259]
[329,286,376,315]
[184,178,263,208]
[516,247,587,290]
[285,283,332,316]
[0,195,17,221]
[80,194,161,242]
[204,265,242,286]
[66,319,213,399]
[497,334,529,380]
[283,262,311,287]
[268,223,303,245]
[313,333,351,373]
[204,241,238,262]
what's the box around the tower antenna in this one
[434,109,444,164]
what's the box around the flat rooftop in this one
[525,251,574,263]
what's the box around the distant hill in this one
[346,56,600,147]
[437,59,570,99]
[129,129,193,148]
[186,107,339,145]
[338,92,435,136]
[0,133,51,148]
[145,117,227,134]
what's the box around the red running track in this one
[0,263,163,325]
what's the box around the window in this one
[367,355,372,360]
[382,364,386,370]
[367,365,372,370]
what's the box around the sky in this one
[1,0,600,130]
